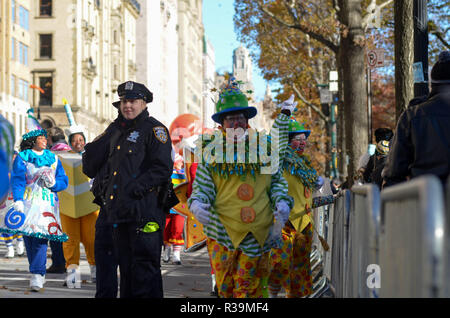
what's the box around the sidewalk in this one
[0,242,214,298]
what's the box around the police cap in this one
[112,81,153,108]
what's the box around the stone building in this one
[136,0,178,127]
[0,0,32,147]
[29,0,140,142]
[178,0,204,118]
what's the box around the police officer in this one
[83,81,173,298]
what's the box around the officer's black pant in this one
[112,222,163,298]
[94,225,119,298]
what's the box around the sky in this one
[202,0,273,101]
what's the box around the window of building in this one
[19,6,29,30]
[12,0,16,23]
[18,79,29,101]
[40,0,52,16]
[39,76,53,106]
[19,42,28,65]
[39,34,52,59]
[11,75,16,97]
[11,38,16,60]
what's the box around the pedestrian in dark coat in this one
[383,51,450,188]
[83,81,173,298]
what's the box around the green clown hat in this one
[289,117,310,139]
[211,77,257,124]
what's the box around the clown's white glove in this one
[274,200,291,225]
[13,200,24,213]
[190,200,212,226]
[277,94,298,114]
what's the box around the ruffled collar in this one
[282,146,318,189]
[19,149,56,167]
[200,130,273,180]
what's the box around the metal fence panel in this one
[379,175,446,297]
[329,189,351,297]
[345,184,381,298]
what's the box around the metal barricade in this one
[379,175,446,297]
[327,189,351,298]
[309,204,330,297]
[445,176,450,297]
[346,184,380,298]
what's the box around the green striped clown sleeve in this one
[270,112,290,162]
[188,163,216,208]
[269,167,294,210]
[0,115,15,170]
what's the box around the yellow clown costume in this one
[268,118,334,298]
[188,78,293,298]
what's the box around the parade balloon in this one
[169,114,201,143]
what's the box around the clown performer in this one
[162,151,187,265]
[188,77,294,298]
[268,117,336,298]
[163,114,200,265]
[56,118,99,287]
[0,109,68,291]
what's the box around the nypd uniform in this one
[83,81,173,298]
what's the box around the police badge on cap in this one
[112,81,154,108]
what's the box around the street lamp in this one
[317,71,339,179]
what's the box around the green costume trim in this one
[282,146,318,190]
[199,131,273,181]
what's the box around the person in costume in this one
[268,117,335,298]
[164,114,204,265]
[59,125,99,287]
[7,110,68,291]
[45,126,70,274]
[188,77,294,298]
[163,151,186,265]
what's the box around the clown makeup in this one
[289,133,307,153]
[223,113,247,129]
[223,112,248,143]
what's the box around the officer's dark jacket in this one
[83,109,173,226]
[383,84,450,187]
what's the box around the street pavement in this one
[0,241,215,298]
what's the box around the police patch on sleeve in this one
[153,126,168,144]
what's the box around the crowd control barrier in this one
[378,175,447,297]
[326,189,351,298]
[346,184,381,298]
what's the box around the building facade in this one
[232,46,255,101]
[178,0,204,118]
[202,36,215,129]
[136,0,178,127]
[0,0,32,147]
[29,0,139,142]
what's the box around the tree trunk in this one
[337,70,347,180]
[394,0,414,121]
[338,0,368,187]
